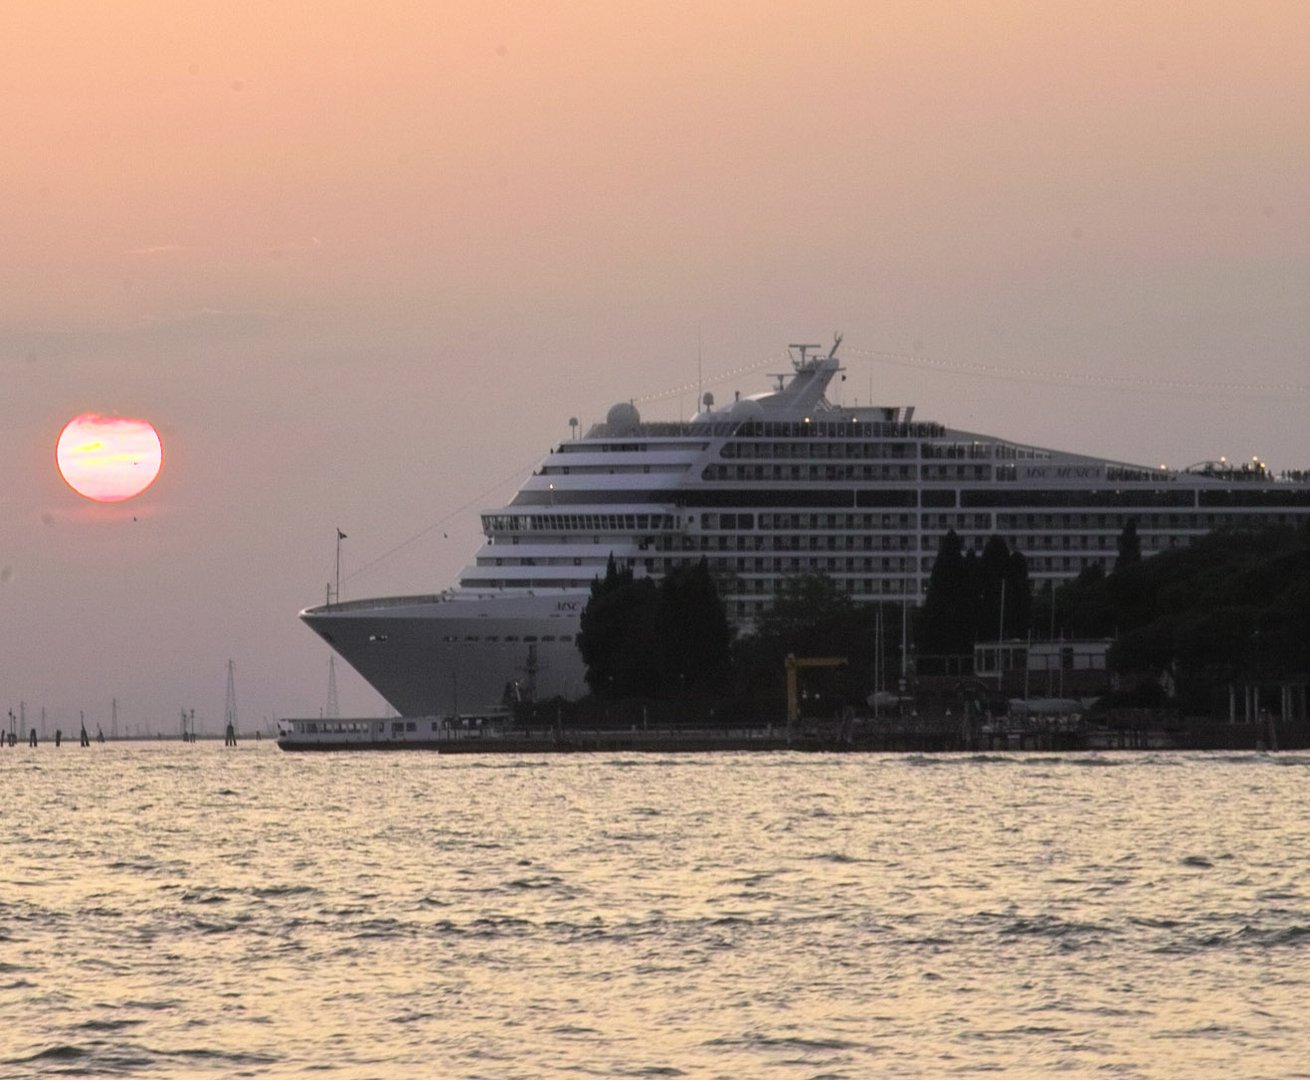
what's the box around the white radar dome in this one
[729,398,765,422]
[606,401,641,434]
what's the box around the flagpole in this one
[335,529,346,606]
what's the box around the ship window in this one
[486,636,499,642]
[543,635,556,642]
[505,635,519,642]
[524,635,538,642]
[560,635,573,642]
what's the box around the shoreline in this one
[273,719,1307,754]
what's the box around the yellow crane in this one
[785,654,849,734]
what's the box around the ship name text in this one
[1021,465,1103,481]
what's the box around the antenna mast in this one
[334,529,347,605]
[697,325,703,417]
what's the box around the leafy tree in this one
[577,556,659,698]
[919,532,1031,650]
[1090,525,1310,712]
[1002,548,1033,638]
[658,558,733,694]
[1108,620,1175,685]
[961,548,982,641]
[1056,562,1117,638]
[751,572,856,654]
[1115,517,1142,571]
[732,573,878,722]
[978,535,1012,640]
[577,555,733,700]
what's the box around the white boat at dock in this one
[276,711,510,751]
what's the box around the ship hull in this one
[301,591,587,717]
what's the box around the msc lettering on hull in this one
[1022,465,1103,481]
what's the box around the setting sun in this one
[56,413,163,503]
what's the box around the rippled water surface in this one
[3,745,1309,1078]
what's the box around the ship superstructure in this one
[302,338,1310,716]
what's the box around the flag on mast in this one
[337,529,347,540]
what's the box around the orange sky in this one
[6,2,1305,320]
[1,1,1306,726]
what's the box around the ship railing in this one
[586,420,949,440]
[309,593,449,614]
[1182,462,1276,482]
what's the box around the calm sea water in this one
[2,744,1308,1079]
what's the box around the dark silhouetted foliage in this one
[577,556,660,698]
[920,532,1032,652]
[659,558,733,694]
[1115,517,1142,571]
[577,556,732,700]
[1096,524,1309,711]
[921,530,972,654]
[732,573,902,723]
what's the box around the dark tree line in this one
[577,560,903,724]
[919,531,1032,654]
[1077,523,1309,712]
[574,521,1308,720]
[919,520,1150,655]
[576,556,732,699]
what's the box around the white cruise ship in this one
[301,338,1310,717]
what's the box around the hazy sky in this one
[2,1,1306,731]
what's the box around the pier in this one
[274,711,1310,753]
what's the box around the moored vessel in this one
[276,710,509,751]
[301,337,1310,717]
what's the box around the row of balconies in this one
[721,441,920,460]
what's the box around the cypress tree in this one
[1003,548,1033,638]
[921,529,971,654]
[979,535,1013,640]
[658,558,733,694]
[577,555,658,697]
[1115,518,1142,571]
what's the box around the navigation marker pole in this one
[224,660,239,746]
